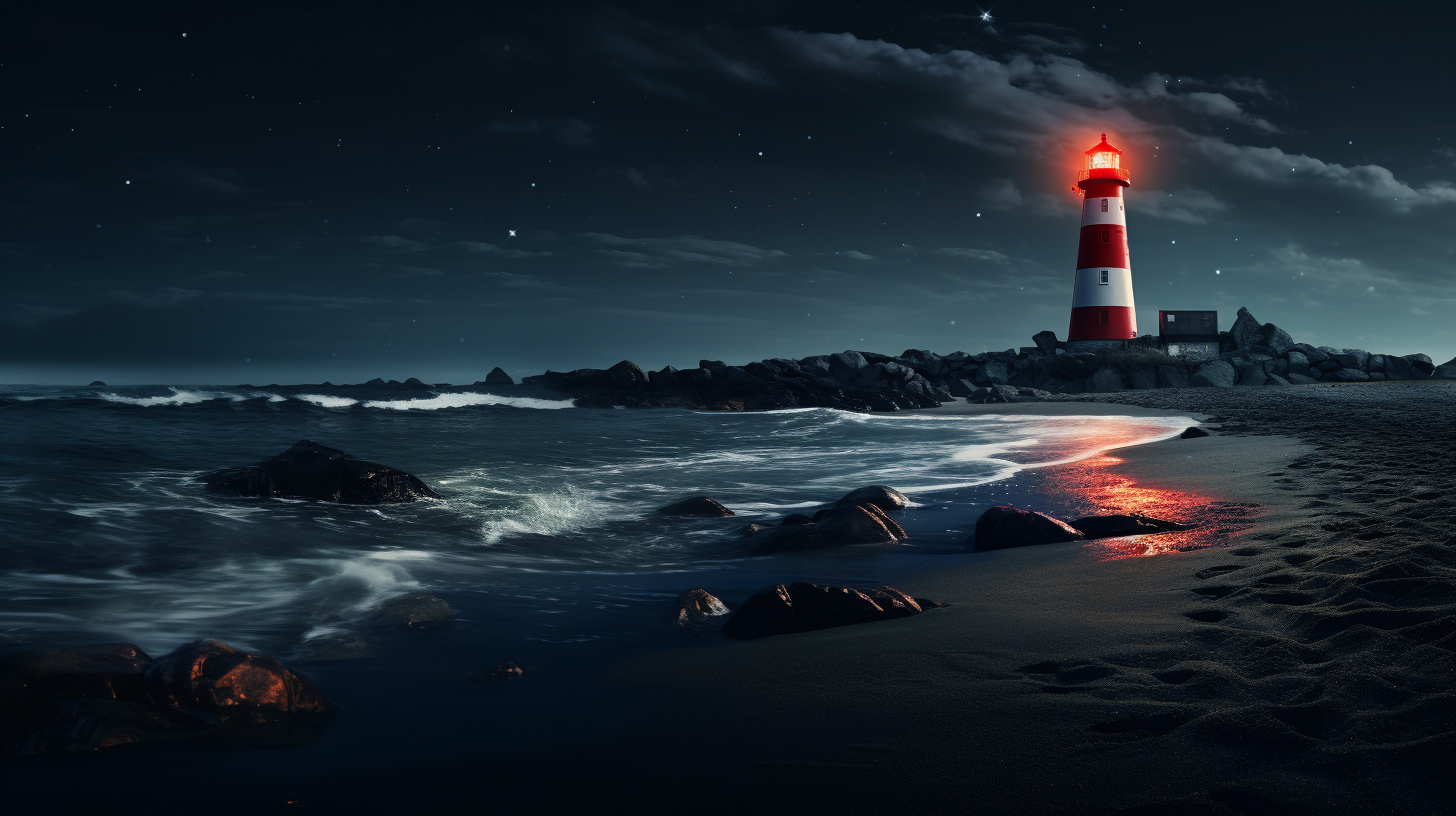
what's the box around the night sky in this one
[4,2,1454,385]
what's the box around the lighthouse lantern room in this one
[1066,134,1137,348]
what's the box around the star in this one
[508,230,516,237]
[981,11,992,21]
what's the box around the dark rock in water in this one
[403,377,429,387]
[972,506,1084,551]
[483,366,514,385]
[815,503,905,542]
[300,632,379,661]
[365,378,386,386]
[1069,514,1195,539]
[1033,330,1061,353]
[87,380,106,387]
[832,485,909,512]
[721,582,930,639]
[15,698,208,755]
[673,588,730,628]
[376,593,454,628]
[658,496,734,517]
[1,643,152,680]
[203,440,441,504]
[467,663,523,683]
[781,513,813,526]
[145,640,334,726]
[1180,426,1210,438]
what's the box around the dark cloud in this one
[583,233,788,268]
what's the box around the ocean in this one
[0,383,1201,783]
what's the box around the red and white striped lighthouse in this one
[1067,134,1136,346]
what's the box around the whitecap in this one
[360,393,575,410]
[297,394,358,408]
[98,388,223,407]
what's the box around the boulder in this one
[1090,367,1127,392]
[1295,344,1329,364]
[1156,367,1191,389]
[832,485,909,512]
[1287,372,1320,385]
[673,588,730,628]
[1033,330,1061,353]
[1191,361,1236,388]
[607,360,648,389]
[202,440,440,504]
[782,514,813,526]
[402,377,427,387]
[1334,349,1370,371]
[1263,323,1296,355]
[945,377,975,398]
[971,506,1085,551]
[816,503,905,543]
[376,593,454,628]
[87,380,106,387]
[1228,307,1265,350]
[1180,426,1210,438]
[1433,357,1456,380]
[1069,514,1195,539]
[1404,353,1435,375]
[1331,368,1371,382]
[974,360,1010,386]
[658,496,735,517]
[1128,367,1157,390]
[145,640,335,726]
[483,367,514,385]
[1236,363,1268,386]
[721,582,930,639]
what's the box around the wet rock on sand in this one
[673,588,730,628]
[722,582,935,639]
[831,485,910,512]
[203,440,440,504]
[657,496,735,517]
[971,506,1085,551]
[146,640,335,726]
[1069,513,1195,539]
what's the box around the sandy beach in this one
[10,382,1455,815]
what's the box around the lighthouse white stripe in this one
[1080,196,1127,226]
[1071,267,1136,308]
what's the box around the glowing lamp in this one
[1067,134,1137,345]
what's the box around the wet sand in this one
[15,382,1456,814]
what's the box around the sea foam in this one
[361,393,574,411]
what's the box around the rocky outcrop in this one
[832,485,909,512]
[482,366,514,385]
[658,496,735,517]
[971,506,1084,551]
[203,440,440,504]
[2,640,334,755]
[1434,356,1456,380]
[721,582,934,639]
[744,502,906,553]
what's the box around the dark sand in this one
[14,382,1456,814]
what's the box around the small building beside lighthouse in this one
[1066,134,1137,350]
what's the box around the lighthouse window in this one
[1100,309,1110,325]
[1100,198,1109,213]
[1100,230,1110,244]
[1100,270,1109,284]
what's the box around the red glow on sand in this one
[1047,453,1259,558]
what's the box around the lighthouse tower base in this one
[1062,339,1129,353]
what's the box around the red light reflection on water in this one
[1047,453,1260,559]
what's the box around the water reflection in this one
[1048,454,1260,558]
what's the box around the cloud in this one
[108,288,203,307]
[363,235,429,251]
[455,241,552,258]
[1128,188,1228,224]
[489,117,594,146]
[978,179,1023,211]
[590,13,775,94]
[1192,138,1456,211]
[933,247,1011,263]
[165,162,250,195]
[398,266,444,276]
[832,250,875,260]
[582,233,788,268]
[215,291,390,312]
[483,271,556,288]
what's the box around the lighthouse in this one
[1067,134,1137,348]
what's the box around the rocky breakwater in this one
[1186,306,1437,388]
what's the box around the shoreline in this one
[9,385,1455,814]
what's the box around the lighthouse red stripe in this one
[1076,225,1130,269]
[1067,306,1136,341]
